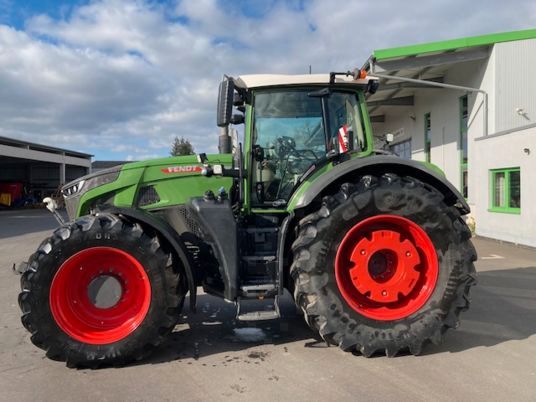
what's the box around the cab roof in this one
[234,74,376,89]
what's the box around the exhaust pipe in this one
[218,126,232,154]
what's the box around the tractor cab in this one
[217,72,378,207]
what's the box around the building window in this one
[391,139,412,160]
[489,168,521,214]
[460,95,468,198]
[424,113,431,163]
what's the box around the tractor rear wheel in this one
[19,214,184,367]
[290,173,476,356]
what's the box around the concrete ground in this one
[1,209,535,401]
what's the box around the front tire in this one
[19,214,184,367]
[291,173,477,356]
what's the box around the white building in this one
[364,29,536,248]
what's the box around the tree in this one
[170,136,194,156]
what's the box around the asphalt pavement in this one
[1,209,535,401]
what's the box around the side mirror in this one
[385,133,394,143]
[217,78,235,127]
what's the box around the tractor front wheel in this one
[19,214,184,367]
[291,173,476,356]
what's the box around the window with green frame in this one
[460,95,468,198]
[489,168,521,214]
[424,113,431,163]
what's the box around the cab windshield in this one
[251,88,366,204]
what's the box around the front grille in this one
[177,205,203,238]
[136,186,160,207]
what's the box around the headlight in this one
[62,166,122,220]
[62,166,121,199]
[63,180,85,196]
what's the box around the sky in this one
[0,0,535,161]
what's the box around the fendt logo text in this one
[161,166,203,174]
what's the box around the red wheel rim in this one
[335,215,438,321]
[49,247,151,344]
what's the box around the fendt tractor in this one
[17,70,476,367]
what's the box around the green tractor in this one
[18,71,476,367]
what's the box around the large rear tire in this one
[19,213,185,367]
[290,173,477,356]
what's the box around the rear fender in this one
[290,155,469,214]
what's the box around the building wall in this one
[473,126,536,247]
[413,89,461,186]
[373,88,459,187]
[494,39,536,132]
[469,38,536,246]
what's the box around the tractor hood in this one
[62,154,233,220]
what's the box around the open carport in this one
[0,136,92,206]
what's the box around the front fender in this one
[96,206,198,312]
[288,155,469,214]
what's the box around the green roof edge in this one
[373,28,536,60]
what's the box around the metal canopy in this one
[372,46,489,74]
[362,45,492,124]
[362,29,536,135]
[0,136,92,158]
[372,28,536,60]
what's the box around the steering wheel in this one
[276,136,296,156]
[276,136,319,162]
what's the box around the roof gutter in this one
[369,58,489,136]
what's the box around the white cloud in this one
[0,0,535,159]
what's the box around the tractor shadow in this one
[143,267,536,365]
[423,266,536,355]
[143,291,321,365]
